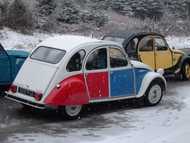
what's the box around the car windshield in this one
[30,46,66,64]
[103,36,125,45]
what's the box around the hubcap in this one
[148,85,162,104]
[65,105,82,117]
[185,64,190,79]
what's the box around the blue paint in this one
[134,68,149,93]
[0,50,28,86]
[110,69,134,96]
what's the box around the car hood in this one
[131,60,153,71]
[179,48,190,56]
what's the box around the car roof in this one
[103,31,164,45]
[38,35,115,52]
[6,50,29,58]
[104,31,164,38]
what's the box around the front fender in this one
[179,56,190,69]
[136,72,166,98]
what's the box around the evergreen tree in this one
[7,0,33,31]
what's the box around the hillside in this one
[0,0,190,36]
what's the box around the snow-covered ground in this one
[0,29,190,143]
[3,81,190,143]
[1,28,190,52]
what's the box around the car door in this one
[85,47,109,100]
[109,47,135,97]
[138,36,156,70]
[0,45,11,84]
[154,36,173,70]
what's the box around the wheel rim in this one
[65,105,82,117]
[148,85,162,104]
[185,64,190,79]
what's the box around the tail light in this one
[34,92,43,101]
[9,85,17,93]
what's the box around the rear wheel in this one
[182,61,190,80]
[59,105,83,120]
[144,81,163,106]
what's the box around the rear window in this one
[30,46,66,64]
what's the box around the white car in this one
[6,35,166,119]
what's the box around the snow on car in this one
[5,35,166,119]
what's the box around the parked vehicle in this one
[103,32,190,80]
[6,35,166,119]
[0,44,28,93]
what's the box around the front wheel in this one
[59,105,83,120]
[144,81,163,106]
[181,62,190,80]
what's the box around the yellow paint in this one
[172,50,183,66]
[155,49,173,70]
[139,51,155,69]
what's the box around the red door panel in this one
[86,72,109,99]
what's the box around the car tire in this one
[181,61,190,80]
[144,81,163,106]
[59,105,83,120]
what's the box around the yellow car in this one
[103,32,190,80]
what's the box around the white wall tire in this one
[144,81,163,106]
[60,105,83,120]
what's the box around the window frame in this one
[109,47,129,69]
[154,37,169,51]
[30,46,66,64]
[138,36,154,52]
[66,49,86,72]
[85,46,108,72]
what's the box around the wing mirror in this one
[172,47,175,50]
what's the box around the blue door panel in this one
[110,69,134,97]
[0,51,11,84]
[134,68,149,93]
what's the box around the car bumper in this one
[5,94,46,109]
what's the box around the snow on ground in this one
[0,28,189,52]
[0,28,59,52]
[4,82,190,143]
[166,36,190,49]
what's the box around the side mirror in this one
[172,47,175,50]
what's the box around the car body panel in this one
[139,51,155,69]
[110,69,134,97]
[0,46,28,91]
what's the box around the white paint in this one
[131,60,153,71]
[136,72,166,98]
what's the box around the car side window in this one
[109,48,128,68]
[67,50,85,72]
[86,48,107,70]
[154,37,168,51]
[139,37,153,51]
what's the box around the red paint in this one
[86,72,109,99]
[9,84,17,93]
[44,74,89,106]
[34,92,43,101]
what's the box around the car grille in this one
[18,87,35,97]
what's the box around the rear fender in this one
[136,72,166,98]
[44,74,89,106]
